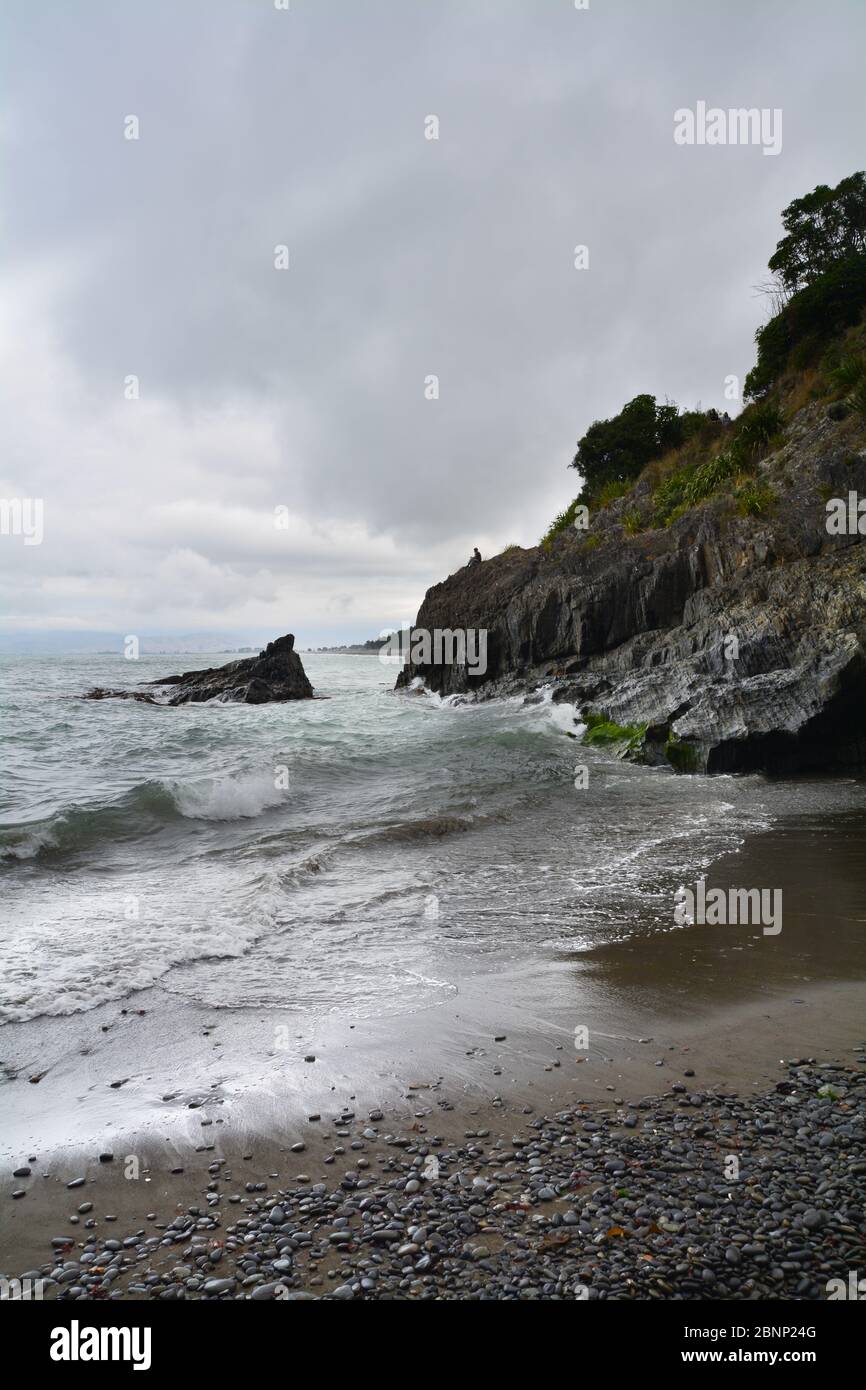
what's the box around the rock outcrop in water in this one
[153,634,314,704]
[85,635,314,705]
[397,403,866,773]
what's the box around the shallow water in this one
[1,652,864,1026]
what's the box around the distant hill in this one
[305,636,389,654]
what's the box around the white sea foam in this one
[172,771,288,820]
[546,698,583,736]
[0,873,279,1022]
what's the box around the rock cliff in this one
[397,402,866,773]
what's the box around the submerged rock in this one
[82,687,157,703]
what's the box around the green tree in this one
[767,171,866,293]
[570,394,683,495]
[745,172,866,398]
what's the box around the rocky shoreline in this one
[7,1052,864,1302]
[397,403,866,775]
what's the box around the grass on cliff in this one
[541,313,866,553]
[540,174,866,551]
[541,498,583,549]
[542,389,800,550]
[649,400,783,527]
[542,398,787,544]
[736,480,777,517]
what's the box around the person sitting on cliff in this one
[467,546,482,567]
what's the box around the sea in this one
[1,651,864,1029]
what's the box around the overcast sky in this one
[1,0,864,648]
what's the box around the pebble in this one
[12,1056,864,1304]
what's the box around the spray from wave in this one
[171,771,288,820]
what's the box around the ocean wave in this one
[0,781,179,861]
[258,805,508,902]
[0,770,289,860]
[269,811,492,888]
[544,698,584,737]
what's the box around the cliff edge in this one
[397,399,866,773]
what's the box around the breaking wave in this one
[0,771,289,859]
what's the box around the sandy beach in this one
[3,808,864,1293]
[2,979,863,1298]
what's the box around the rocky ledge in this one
[397,403,866,774]
[85,635,314,706]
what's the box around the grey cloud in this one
[1,0,864,637]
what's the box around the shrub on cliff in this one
[734,400,782,456]
[746,172,866,398]
[650,402,782,525]
[847,381,866,421]
[827,352,866,393]
[542,402,723,544]
[745,254,866,398]
[545,175,865,546]
[569,394,684,497]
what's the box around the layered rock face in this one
[152,634,314,704]
[397,403,866,773]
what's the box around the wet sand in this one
[1,807,864,1283]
